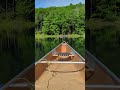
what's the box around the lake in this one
[0,30,34,86]
[86,25,120,78]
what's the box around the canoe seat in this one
[53,52,74,57]
[53,52,74,61]
[58,52,70,56]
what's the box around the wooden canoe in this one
[1,41,85,90]
[86,50,120,90]
[1,41,120,90]
[35,41,85,90]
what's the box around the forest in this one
[35,3,85,35]
[86,0,120,25]
[0,0,34,32]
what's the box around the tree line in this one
[0,0,34,21]
[35,3,85,35]
[86,0,120,21]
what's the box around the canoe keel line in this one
[1,41,120,90]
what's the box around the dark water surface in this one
[0,30,34,86]
[35,37,85,61]
[86,26,120,78]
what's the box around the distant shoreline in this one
[35,34,85,39]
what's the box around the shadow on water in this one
[35,37,85,61]
[86,25,120,78]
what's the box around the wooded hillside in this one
[35,3,85,35]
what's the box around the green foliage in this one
[88,0,120,21]
[35,3,85,35]
[0,0,34,32]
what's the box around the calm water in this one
[35,37,85,61]
[86,26,120,78]
[0,30,34,86]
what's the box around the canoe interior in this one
[35,42,85,90]
[86,50,120,90]
[35,63,85,90]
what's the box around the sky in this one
[35,0,85,8]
